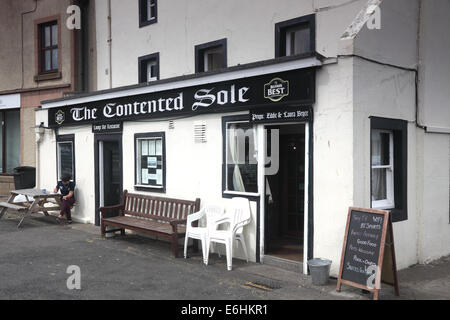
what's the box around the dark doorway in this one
[94,134,122,226]
[265,124,305,262]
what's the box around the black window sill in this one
[139,18,157,28]
[34,71,62,82]
[134,185,166,193]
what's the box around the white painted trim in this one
[0,93,21,110]
[426,126,450,134]
[303,122,309,275]
[257,125,266,263]
[41,57,322,109]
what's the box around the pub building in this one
[37,54,319,273]
[34,1,450,278]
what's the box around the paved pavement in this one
[0,212,449,300]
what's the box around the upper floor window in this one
[275,14,315,58]
[195,39,227,73]
[138,53,160,83]
[39,21,59,73]
[139,0,158,27]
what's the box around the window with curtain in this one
[225,121,258,194]
[371,129,394,209]
[195,39,227,73]
[370,116,408,222]
[275,14,315,58]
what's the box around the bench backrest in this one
[122,191,200,223]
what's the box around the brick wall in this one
[0,174,15,197]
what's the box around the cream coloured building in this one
[34,0,450,277]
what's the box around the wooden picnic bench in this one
[0,189,62,228]
[100,190,201,258]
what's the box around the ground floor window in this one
[370,117,407,222]
[371,129,394,209]
[135,132,165,191]
[0,109,20,173]
[56,135,75,181]
[222,116,258,194]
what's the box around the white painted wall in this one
[418,0,450,131]
[36,109,96,224]
[37,108,258,261]
[313,58,355,276]
[350,0,450,268]
[353,0,419,69]
[95,0,369,89]
[353,57,418,270]
[418,133,450,263]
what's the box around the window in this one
[371,130,394,209]
[39,21,59,73]
[222,116,258,195]
[138,53,160,83]
[275,14,315,58]
[195,39,227,73]
[56,135,75,181]
[135,132,165,191]
[139,0,158,27]
[0,109,20,173]
[370,117,408,222]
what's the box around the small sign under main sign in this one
[92,122,123,133]
[249,106,311,124]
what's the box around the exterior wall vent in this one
[194,122,207,143]
[168,120,175,130]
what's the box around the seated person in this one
[53,174,76,224]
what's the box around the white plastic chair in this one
[184,204,225,264]
[205,197,251,271]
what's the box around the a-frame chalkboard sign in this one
[336,207,400,300]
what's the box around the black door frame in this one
[94,133,123,226]
[263,121,314,263]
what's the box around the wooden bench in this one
[100,190,201,258]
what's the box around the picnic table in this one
[0,189,62,228]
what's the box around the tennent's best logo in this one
[264,78,289,102]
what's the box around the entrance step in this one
[263,255,304,274]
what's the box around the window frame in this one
[34,15,62,81]
[221,115,259,197]
[38,20,60,74]
[370,117,408,222]
[139,0,158,28]
[195,39,227,73]
[56,134,75,182]
[371,129,395,209]
[138,53,160,83]
[134,132,166,193]
[275,14,316,58]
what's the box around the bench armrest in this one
[99,204,123,218]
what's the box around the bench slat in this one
[103,216,186,235]
[0,202,28,211]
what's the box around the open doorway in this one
[265,124,306,262]
[94,134,122,226]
